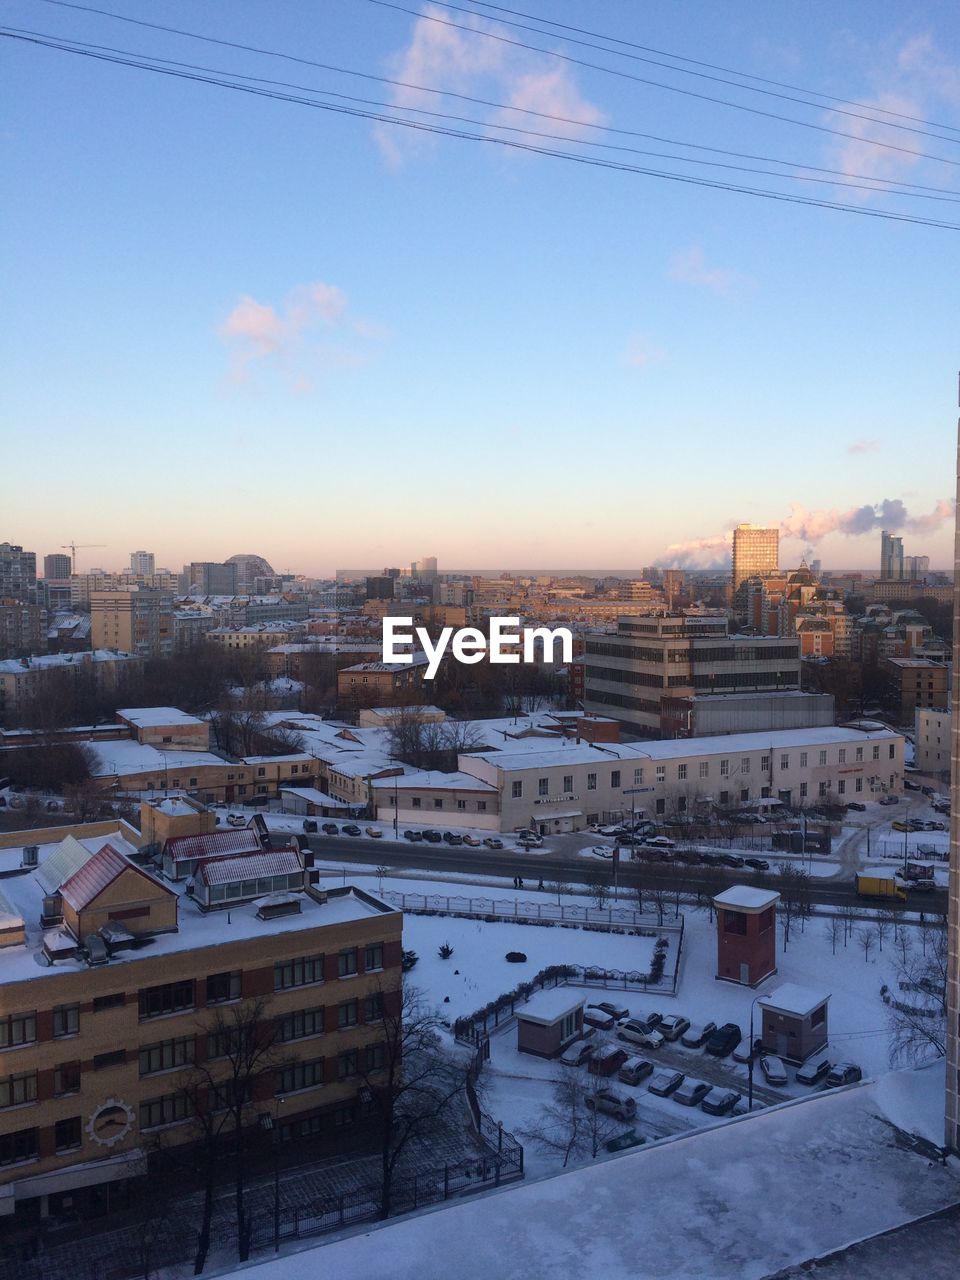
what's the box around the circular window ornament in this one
[87,1098,135,1147]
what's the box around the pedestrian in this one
[518,876,524,889]
[513,875,519,889]
[538,878,544,892]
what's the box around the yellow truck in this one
[856,869,907,901]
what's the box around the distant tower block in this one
[713,886,780,986]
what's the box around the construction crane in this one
[61,542,106,573]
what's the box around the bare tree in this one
[873,915,890,954]
[178,999,287,1266]
[520,1068,621,1166]
[825,915,843,957]
[354,982,473,1220]
[646,882,669,927]
[548,867,571,908]
[587,871,610,911]
[887,921,947,1066]
[857,925,875,964]
[894,927,912,970]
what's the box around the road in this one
[303,834,947,914]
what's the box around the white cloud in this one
[376,4,604,165]
[666,246,748,295]
[219,281,380,388]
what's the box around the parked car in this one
[364,827,382,839]
[903,778,920,791]
[704,1023,742,1057]
[760,1054,788,1085]
[892,821,911,833]
[483,837,504,849]
[618,1056,654,1086]
[700,1087,741,1116]
[734,813,766,825]
[795,1057,831,1086]
[644,836,675,849]
[302,819,318,833]
[920,785,935,797]
[825,1062,863,1088]
[647,1069,685,1097]
[923,820,946,832]
[321,822,339,835]
[845,802,866,812]
[463,835,482,847]
[403,829,423,841]
[675,850,703,866]
[591,845,613,859]
[559,1039,595,1067]
[583,1006,617,1031]
[717,854,745,869]
[932,801,951,815]
[226,814,246,827]
[744,858,769,872]
[517,831,543,847]
[421,830,442,843]
[681,1021,717,1049]
[733,1038,762,1065]
[588,1044,629,1077]
[879,794,899,806]
[657,1014,690,1042]
[342,824,362,837]
[585,1088,636,1122]
[593,1001,630,1022]
[442,832,463,846]
[640,1012,663,1029]
[618,1018,664,1050]
[673,1078,711,1107]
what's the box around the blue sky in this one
[2,0,959,574]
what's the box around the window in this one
[699,761,709,779]
[257,767,266,777]
[855,747,863,761]
[811,1005,826,1028]
[761,755,770,771]
[276,1008,324,1042]
[720,759,729,777]
[364,943,384,972]
[0,1127,38,1166]
[819,781,827,797]
[799,752,807,768]
[477,801,487,812]
[819,750,827,766]
[411,797,421,808]
[719,790,729,806]
[338,950,358,978]
[587,773,597,791]
[837,780,846,795]
[838,749,846,764]
[723,911,746,936]
[0,1073,37,1109]
[54,1117,82,1153]
[511,781,522,799]
[206,971,241,1004]
[873,745,880,760]
[138,980,194,1020]
[433,798,442,809]
[740,789,749,803]
[780,755,789,770]
[0,1013,36,1048]
[291,765,299,775]
[677,764,687,781]
[364,992,384,1022]
[611,770,621,789]
[93,1050,125,1071]
[140,1094,194,1130]
[758,906,775,934]
[799,782,808,799]
[563,775,574,792]
[139,1038,195,1076]
[656,766,665,782]
[338,1000,358,1029]
[741,758,750,775]
[279,1058,325,1093]
[338,1050,358,1079]
[365,1043,386,1072]
[54,1062,81,1095]
[633,768,643,785]
[889,744,895,759]
[53,1004,79,1038]
[275,954,324,990]
[456,799,466,810]
[538,778,549,796]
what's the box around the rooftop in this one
[713,886,780,911]
[116,707,207,728]
[758,983,830,1018]
[516,985,586,1024]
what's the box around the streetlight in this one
[747,990,771,1112]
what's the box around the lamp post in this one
[393,773,399,838]
[747,991,768,1112]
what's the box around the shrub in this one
[401,949,419,971]
[438,941,455,959]
[505,951,527,963]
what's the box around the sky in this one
[2,0,960,575]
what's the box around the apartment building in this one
[0,544,37,602]
[881,657,949,724]
[0,602,48,661]
[337,657,429,704]
[0,818,402,1230]
[914,706,950,778]
[457,725,904,834]
[0,651,141,725]
[731,525,778,593]
[582,614,819,737]
[90,589,174,660]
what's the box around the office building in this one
[90,588,173,659]
[43,554,72,581]
[880,530,904,580]
[184,562,238,596]
[0,543,37,602]
[365,576,395,601]
[128,551,155,576]
[731,525,778,593]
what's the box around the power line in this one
[8,25,959,206]
[4,30,959,230]
[451,0,960,138]
[23,2,960,198]
[366,0,960,169]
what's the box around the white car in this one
[618,1019,664,1050]
[680,1021,717,1049]
[559,1038,595,1067]
[644,836,675,849]
[583,1006,616,1031]
[760,1054,788,1086]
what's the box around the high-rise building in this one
[880,530,904,580]
[905,554,930,579]
[365,576,395,600]
[225,553,275,594]
[184,561,238,596]
[731,525,778,593]
[43,553,72,580]
[411,556,439,582]
[946,424,959,1155]
[90,587,174,658]
[0,543,37,602]
[129,549,156,576]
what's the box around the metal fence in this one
[380,889,681,932]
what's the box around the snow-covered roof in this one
[165,828,261,863]
[197,848,303,886]
[89,741,229,777]
[758,984,830,1018]
[713,886,780,911]
[0,650,137,674]
[116,707,206,727]
[516,986,585,1025]
[35,834,98,895]
[280,787,352,808]
[370,771,498,793]
[59,844,172,912]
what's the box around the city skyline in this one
[3,0,959,571]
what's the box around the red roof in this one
[59,843,173,913]
[165,828,261,863]
[197,848,304,886]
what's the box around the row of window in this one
[0,1121,81,1164]
[388,796,488,812]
